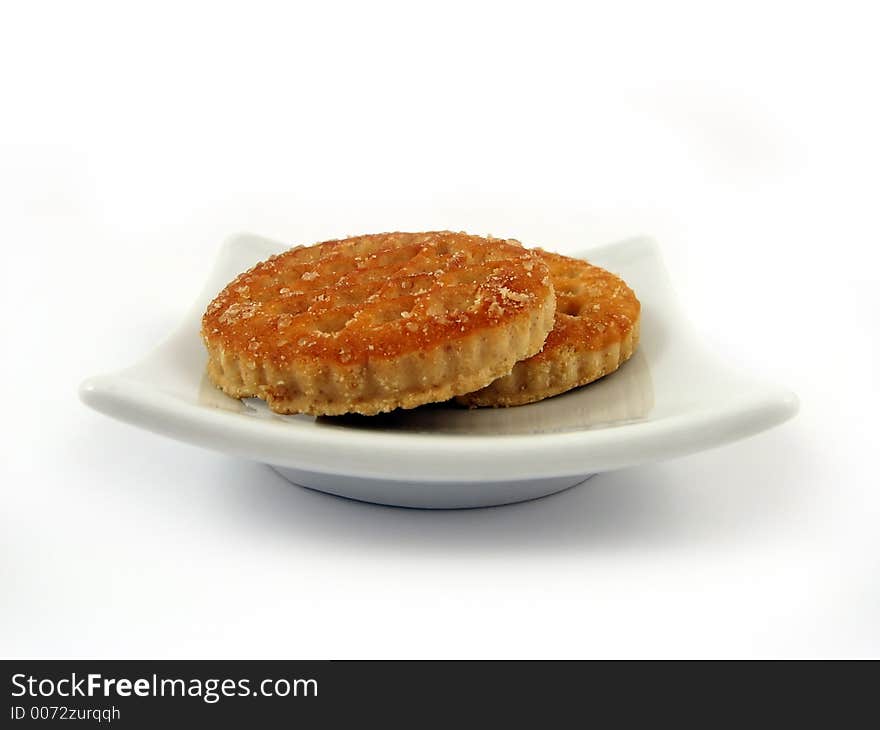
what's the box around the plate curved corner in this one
[220,232,286,257]
[579,234,661,261]
[79,374,128,419]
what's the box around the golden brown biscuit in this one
[202,231,556,415]
[457,250,640,407]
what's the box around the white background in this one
[2,1,878,658]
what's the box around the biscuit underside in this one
[457,316,640,408]
[205,292,556,416]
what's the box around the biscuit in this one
[457,250,639,407]
[202,231,556,415]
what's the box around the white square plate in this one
[80,234,797,508]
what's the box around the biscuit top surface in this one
[202,231,553,366]
[531,249,640,359]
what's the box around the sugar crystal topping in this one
[202,231,553,365]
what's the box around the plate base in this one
[269,466,596,509]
